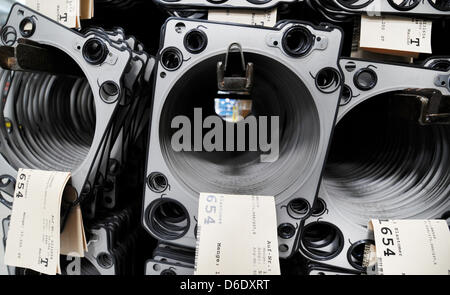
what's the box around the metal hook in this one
[217,42,254,94]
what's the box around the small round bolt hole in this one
[279,244,289,253]
[83,38,108,65]
[311,198,327,216]
[0,175,13,187]
[161,269,176,275]
[19,17,35,38]
[278,223,296,239]
[345,61,356,72]
[100,81,119,103]
[347,240,375,271]
[175,22,186,34]
[340,85,353,106]
[184,29,207,54]
[287,198,310,219]
[1,26,17,46]
[316,68,341,93]
[161,48,183,71]
[301,221,344,260]
[147,172,168,193]
[97,253,113,269]
[146,198,190,240]
[354,68,378,91]
[81,182,91,195]
[282,26,314,57]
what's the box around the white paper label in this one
[367,219,450,275]
[4,169,71,275]
[195,193,280,275]
[18,0,93,28]
[208,9,277,27]
[360,15,432,54]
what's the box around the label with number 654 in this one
[194,193,280,275]
[369,219,450,275]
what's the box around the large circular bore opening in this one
[83,38,108,65]
[146,199,190,240]
[0,46,96,172]
[96,252,114,269]
[324,93,450,227]
[160,53,320,200]
[300,221,344,260]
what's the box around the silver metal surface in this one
[143,18,344,258]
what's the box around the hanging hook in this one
[217,43,254,94]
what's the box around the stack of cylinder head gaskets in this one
[0,3,154,275]
[145,243,195,275]
[61,204,141,275]
[0,0,448,276]
[142,16,345,262]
